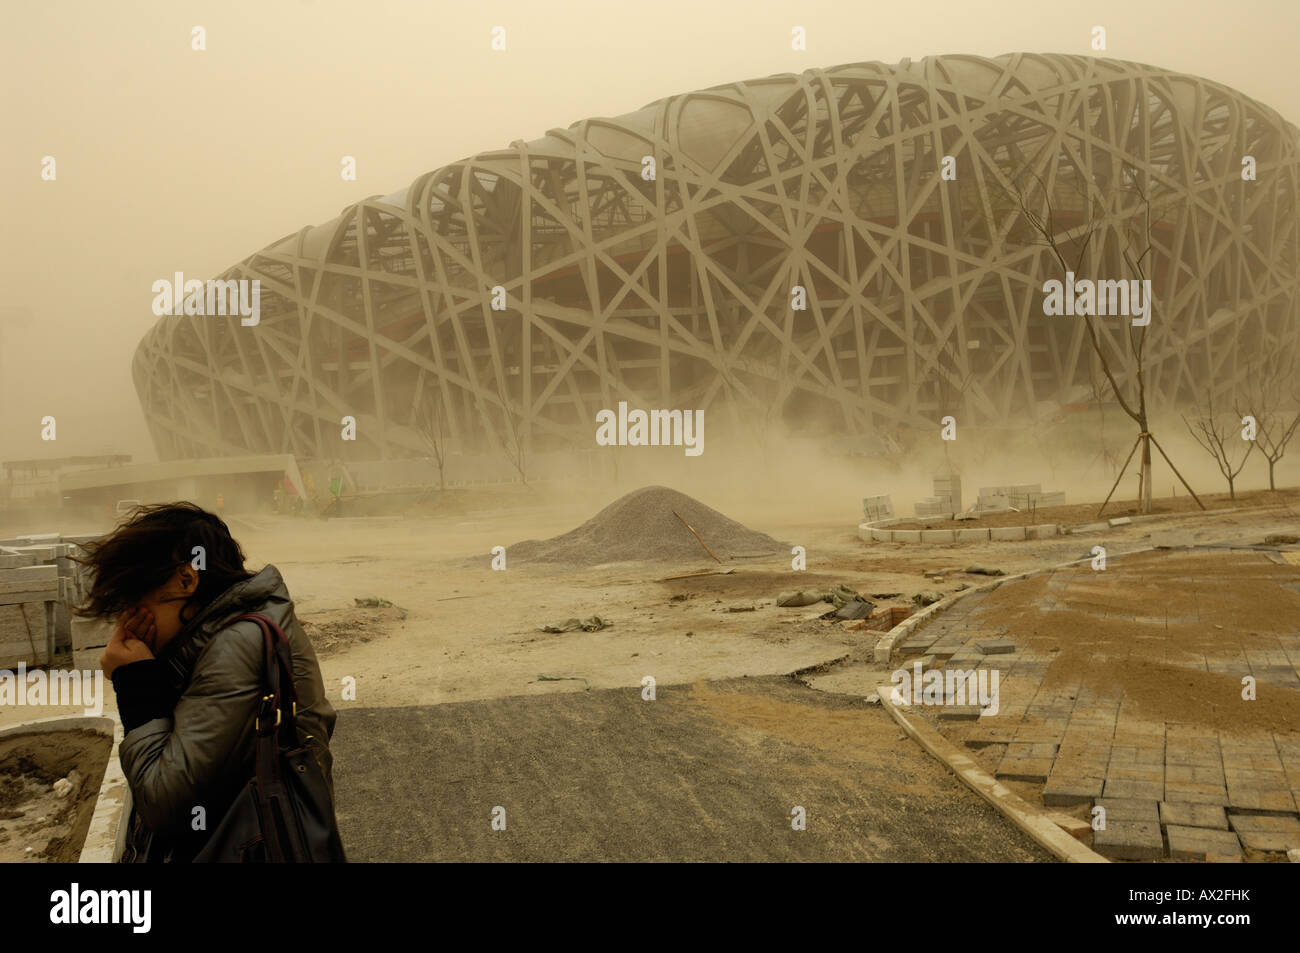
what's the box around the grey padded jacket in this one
[117,564,336,862]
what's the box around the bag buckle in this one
[255,694,297,730]
[255,693,279,731]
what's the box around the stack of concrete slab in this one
[0,532,103,669]
[861,495,894,521]
[0,563,60,667]
[976,483,1065,512]
[915,474,962,518]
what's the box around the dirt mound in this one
[509,486,786,567]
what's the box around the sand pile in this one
[509,486,786,567]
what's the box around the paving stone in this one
[1227,814,1300,834]
[1166,764,1225,785]
[996,755,1054,783]
[1095,798,1160,822]
[1005,741,1059,760]
[1160,802,1228,830]
[1163,783,1229,806]
[1238,831,1300,853]
[976,638,1016,654]
[900,636,938,653]
[1102,778,1165,800]
[1166,825,1243,862]
[1093,820,1165,860]
[962,723,1018,746]
[1013,724,1068,743]
[937,705,983,721]
[1226,785,1297,813]
[1055,754,1111,775]
[1107,764,1165,786]
[1043,776,1105,806]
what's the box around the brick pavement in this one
[895,548,1300,861]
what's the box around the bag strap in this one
[230,612,300,749]
[228,611,312,862]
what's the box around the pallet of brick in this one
[915,498,952,517]
[933,474,962,512]
[1009,489,1065,509]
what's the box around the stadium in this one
[132,52,1300,465]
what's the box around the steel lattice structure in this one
[134,53,1300,461]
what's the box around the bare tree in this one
[1236,352,1300,491]
[498,399,528,485]
[1184,388,1254,500]
[997,166,1203,516]
[415,388,449,490]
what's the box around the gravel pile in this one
[509,485,785,566]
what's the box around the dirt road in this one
[333,675,1054,862]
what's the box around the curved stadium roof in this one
[133,53,1300,461]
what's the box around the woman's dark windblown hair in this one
[74,502,254,624]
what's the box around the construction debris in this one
[776,589,824,607]
[539,616,611,633]
[830,600,874,621]
[777,584,869,611]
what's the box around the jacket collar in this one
[156,564,286,686]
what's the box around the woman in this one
[74,502,338,862]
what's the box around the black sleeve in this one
[110,659,174,732]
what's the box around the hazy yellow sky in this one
[2,0,1297,462]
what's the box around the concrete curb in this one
[79,714,127,863]
[859,519,1061,543]
[859,505,1254,544]
[877,687,1109,863]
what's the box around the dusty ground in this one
[4,483,1298,861]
